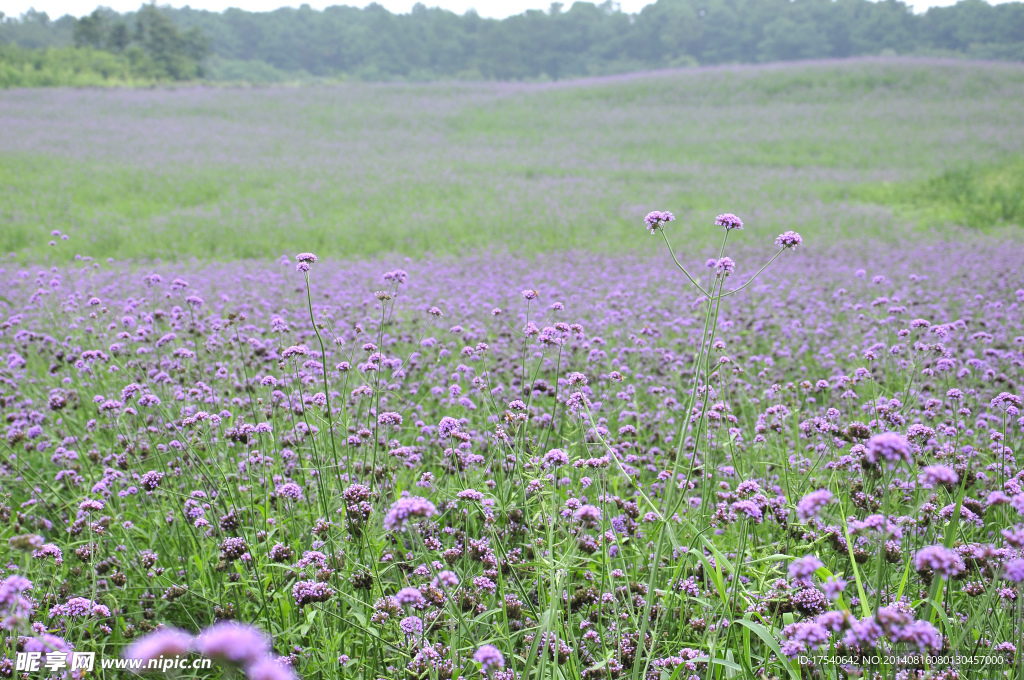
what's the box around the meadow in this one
[2,58,1024,261]
[1,58,1024,680]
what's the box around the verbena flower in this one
[247,657,298,680]
[788,555,824,579]
[195,622,271,666]
[395,587,426,607]
[865,432,912,466]
[796,489,833,521]
[1001,559,1024,583]
[292,580,335,607]
[715,257,735,277]
[384,496,438,531]
[919,465,958,488]
[714,213,743,229]
[914,545,965,578]
[474,644,505,672]
[572,504,602,524]
[774,231,802,249]
[644,210,675,234]
[822,576,847,600]
[124,628,195,664]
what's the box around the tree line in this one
[1,0,1022,82]
[0,5,208,84]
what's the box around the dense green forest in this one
[1,0,1023,83]
[0,5,208,85]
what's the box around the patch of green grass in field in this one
[0,155,451,258]
[842,158,1024,229]
[2,59,1023,262]
[0,154,252,256]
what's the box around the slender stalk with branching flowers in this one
[620,210,803,678]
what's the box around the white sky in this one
[8,0,1007,21]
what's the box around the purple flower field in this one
[2,218,1023,678]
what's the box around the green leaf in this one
[730,618,801,680]
[813,565,850,613]
[693,547,727,606]
[836,492,872,618]
[691,656,743,672]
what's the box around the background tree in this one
[2,0,1023,82]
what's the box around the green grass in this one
[0,155,283,258]
[844,158,1024,229]
[2,58,1024,262]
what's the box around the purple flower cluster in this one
[473,644,505,672]
[292,580,336,607]
[714,257,736,277]
[788,555,824,579]
[714,213,744,229]
[918,464,958,488]
[124,623,295,680]
[644,210,675,234]
[383,496,438,531]
[573,504,602,524]
[124,628,195,664]
[396,587,427,607]
[49,597,110,619]
[796,489,833,521]
[774,230,803,249]
[864,432,913,466]
[0,575,35,630]
[783,605,943,658]
[914,545,966,578]
[295,253,318,272]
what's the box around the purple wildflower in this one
[542,448,569,468]
[788,555,824,579]
[378,411,403,427]
[384,496,438,531]
[919,465,958,488]
[774,231,802,249]
[715,257,735,277]
[731,500,762,522]
[195,622,271,666]
[399,615,423,637]
[395,587,426,607]
[864,432,912,466]
[714,213,743,229]
[247,657,298,680]
[473,644,505,672]
[1002,559,1024,583]
[276,482,304,500]
[124,628,195,663]
[796,489,833,521]
[292,580,335,607]
[573,504,602,525]
[32,543,63,566]
[822,576,847,600]
[644,210,675,233]
[50,597,110,618]
[914,545,965,578]
[434,571,459,588]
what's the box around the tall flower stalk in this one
[628,210,802,677]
